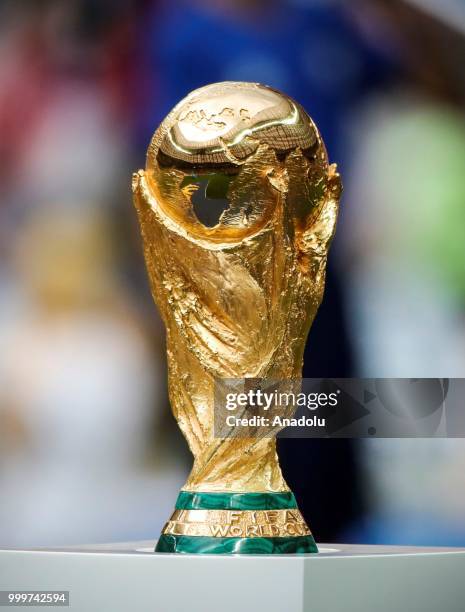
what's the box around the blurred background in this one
[1,0,465,548]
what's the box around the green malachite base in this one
[156,491,318,555]
[175,490,298,511]
[156,534,318,554]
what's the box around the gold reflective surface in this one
[133,81,341,493]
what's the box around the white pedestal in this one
[1,541,465,611]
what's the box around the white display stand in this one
[1,540,465,611]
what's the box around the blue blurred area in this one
[142,0,393,163]
[0,0,464,548]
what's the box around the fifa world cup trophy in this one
[132,82,341,554]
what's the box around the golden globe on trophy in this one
[132,81,341,554]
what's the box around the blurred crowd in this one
[0,0,464,547]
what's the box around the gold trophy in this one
[132,82,341,554]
